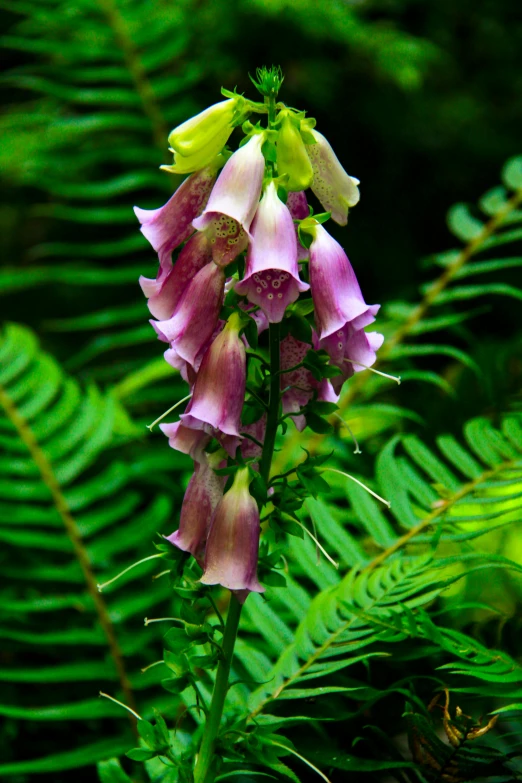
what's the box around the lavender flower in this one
[139,232,213,320]
[200,467,264,593]
[159,421,210,463]
[180,313,246,453]
[192,133,266,265]
[305,221,379,343]
[329,328,384,394]
[152,261,225,367]
[235,181,309,322]
[134,167,216,270]
[165,452,226,560]
[280,333,337,431]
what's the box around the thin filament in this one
[146,393,192,431]
[344,359,401,385]
[324,467,391,507]
[97,553,165,592]
[294,514,339,569]
[334,413,362,454]
[99,691,142,721]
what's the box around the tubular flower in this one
[139,232,213,320]
[152,261,225,367]
[180,313,246,452]
[165,451,226,560]
[134,167,216,270]
[287,190,311,261]
[159,421,210,463]
[306,129,360,226]
[168,98,241,158]
[328,328,384,394]
[235,181,309,322]
[200,467,264,593]
[305,221,379,342]
[280,333,337,431]
[276,111,314,192]
[192,133,266,266]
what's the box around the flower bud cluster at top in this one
[135,66,383,601]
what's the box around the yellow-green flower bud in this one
[276,111,313,192]
[161,130,231,176]
[168,98,240,158]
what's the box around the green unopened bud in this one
[161,144,230,176]
[168,98,242,158]
[276,111,313,192]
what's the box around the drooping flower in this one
[235,181,308,322]
[139,232,213,320]
[280,333,338,431]
[305,221,379,343]
[200,467,264,594]
[165,451,226,559]
[180,312,246,453]
[159,421,210,463]
[275,110,314,192]
[286,190,310,261]
[134,167,216,270]
[168,98,241,158]
[152,261,225,367]
[306,129,360,226]
[328,328,384,394]
[192,133,266,266]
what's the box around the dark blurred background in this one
[1,0,521,780]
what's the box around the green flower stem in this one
[259,321,282,485]
[193,594,242,783]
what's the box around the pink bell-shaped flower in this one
[165,452,226,560]
[306,129,360,226]
[306,221,379,342]
[280,333,338,431]
[287,190,310,261]
[159,421,210,463]
[134,166,216,270]
[235,181,309,323]
[329,328,384,395]
[192,133,266,266]
[200,467,264,594]
[152,261,225,367]
[180,312,246,451]
[139,232,213,320]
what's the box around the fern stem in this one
[249,454,516,717]
[96,0,169,155]
[0,382,137,724]
[193,594,242,783]
[363,457,516,572]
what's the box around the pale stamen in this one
[99,691,142,721]
[140,660,166,673]
[333,413,362,454]
[97,553,165,592]
[344,359,401,385]
[293,515,338,569]
[146,393,192,431]
[323,467,391,507]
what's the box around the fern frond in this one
[0,323,188,776]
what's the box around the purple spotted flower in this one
[180,313,246,454]
[159,421,210,463]
[280,333,338,431]
[200,467,264,594]
[134,166,216,270]
[306,129,360,226]
[235,181,308,322]
[329,329,384,394]
[165,452,226,560]
[192,133,266,266]
[139,232,213,320]
[307,222,379,344]
[152,262,225,367]
[287,190,310,261]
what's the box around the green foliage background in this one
[1,1,521,781]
